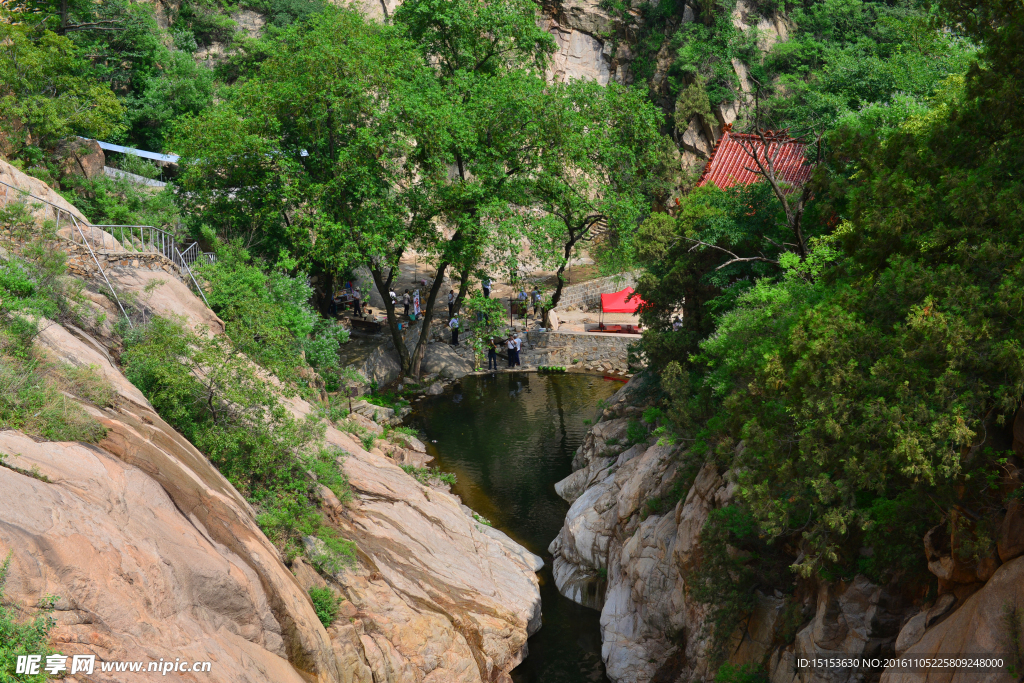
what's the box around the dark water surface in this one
[409,372,622,683]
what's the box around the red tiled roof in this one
[697,128,812,191]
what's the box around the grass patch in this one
[308,586,342,628]
[363,391,409,411]
[400,465,456,487]
[0,552,55,682]
[0,205,112,442]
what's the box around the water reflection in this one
[410,373,621,683]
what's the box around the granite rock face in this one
[0,160,544,683]
[878,558,1024,683]
[56,138,106,180]
[549,378,924,683]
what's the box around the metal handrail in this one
[69,215,134,329]
[0,179,210,308]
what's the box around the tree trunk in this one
[546,227,583,326]
[410,262,449,378]
[369,264,413,374]
[451,268,471,318]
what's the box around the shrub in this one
[715,663,768,683]
[400,465,456,487]
[198,242,349,393]
[0,552,54,683]
[308,586,341,628]
[0,218,111,442]
[121,316,356,572]
[626,418,648,445]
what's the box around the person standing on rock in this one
[531,287,541,319]
[353,288,362,316]
[488,338,499,371]
[506,335,516,368]
[449,315,460,346]
[403,290,411,318]
[513,334,522,367]
[482,277,491,299]
[448,290,455,318]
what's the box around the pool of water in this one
[408,372,622,683]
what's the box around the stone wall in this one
[64,245,186,281]
[554,272,637,312]
[0,222,187,284]
[528,329,636,374]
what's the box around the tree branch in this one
[682,236,780,271]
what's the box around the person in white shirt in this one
[482,278,491,298]
[449,315,460,345]
[403,290,411,318]
[513,334,522,367]
[352,288,362,316]
[506,335,516,368]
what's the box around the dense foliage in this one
[630,0,1024,657]
[171,0,664,376]
[308,586,341,628]
[199,243,349,390]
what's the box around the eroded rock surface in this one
[549,378,919,683]
[0,161,543,683]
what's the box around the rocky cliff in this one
[549,378,1024,683]
[0,159,542,683]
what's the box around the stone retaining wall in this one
[553,271,637,312]
[1,228,187,284]
[64,244,185,281]
[527,330,636,374]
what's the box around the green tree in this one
[392,0,555,375]
[639,0,1022,589]
[522,78,664,318]
[173,9,430,371]
[175,0,562,379]
[0,21,124,157]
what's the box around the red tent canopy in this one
[601,287,645,313]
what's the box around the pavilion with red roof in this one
[697,127,812,190]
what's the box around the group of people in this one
[485,334,522,370]
[331,288,362,316]
[389,289,415,319]
[515,287,543,319]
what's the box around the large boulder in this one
[0,158,90,225]
[56,138,105,180]
[769,577,906,683]
[356,346,402,387]
[421,342,475,379]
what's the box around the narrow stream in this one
[409,372,622,683]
